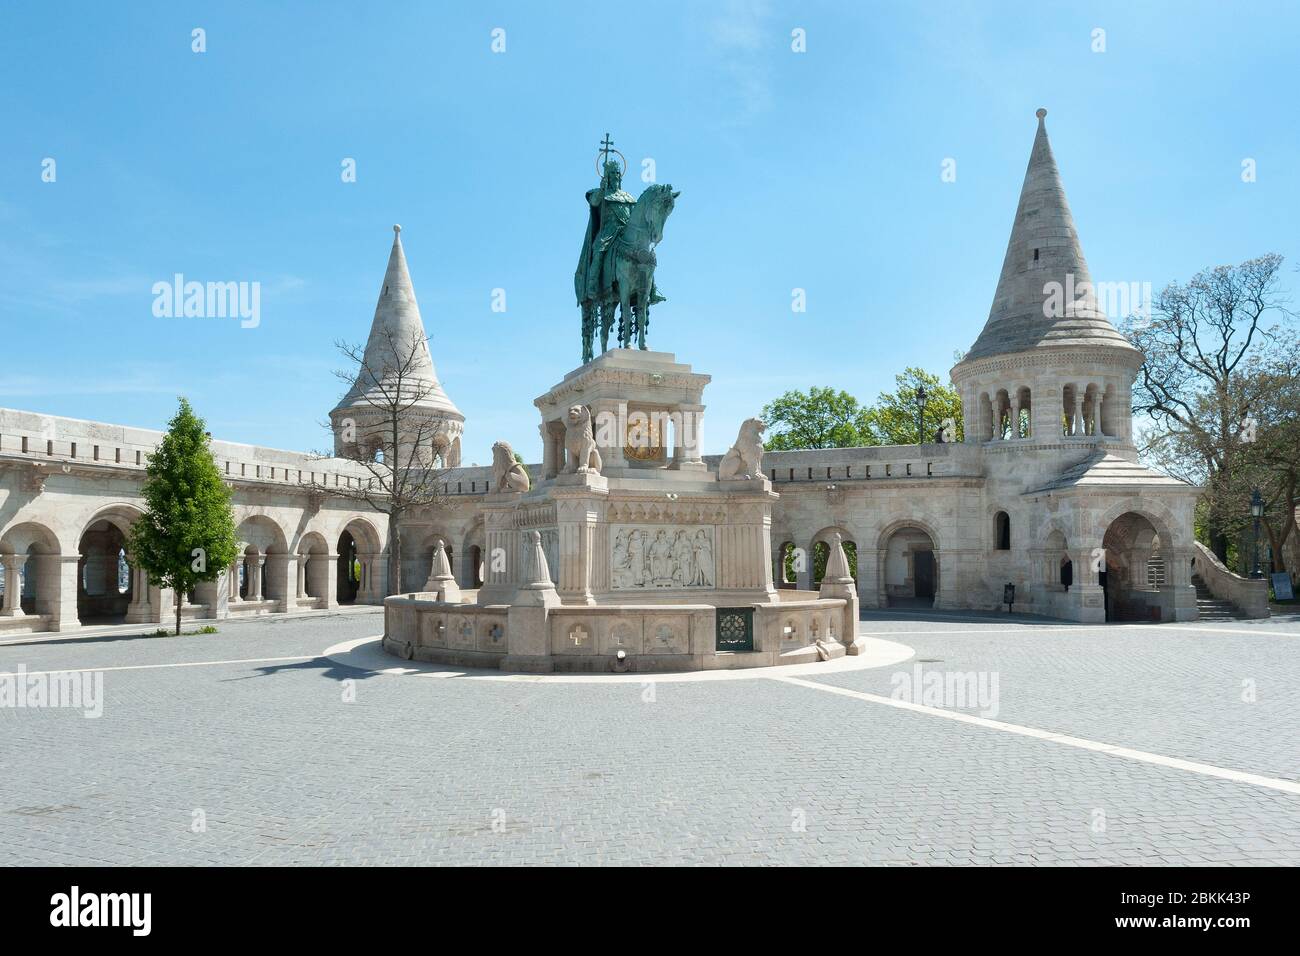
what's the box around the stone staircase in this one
[1191,573,1249,621]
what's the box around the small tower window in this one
[1033,248,1039,262]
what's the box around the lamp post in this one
[916,383,928,445]
[1250,488,1264,579]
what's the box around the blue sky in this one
[1,1,1296,465]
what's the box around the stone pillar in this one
[1010,391,1022,439]
[1069,546,1105,623]
[590,399,628,471]
[1093,387,1105,437]
[53,555,81,630]
[324,553,340,608]
[0,554,26,617]
[1160,546,1198,622]
[1072,392,1084,436]
[296,556,307,598]
[478,495,522,605]
[276,555,296,612]
[795,541,813,591]
[124,558,153,623]
[248,555,265,601]
[670,404,707,471]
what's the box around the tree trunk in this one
[174,588,182,636]
[387,509,402,597]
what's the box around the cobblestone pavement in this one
[2,608,1298,865]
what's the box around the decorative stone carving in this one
[491,440,531,492]
[611,525,714,590]
[718,418,765,480]
[563,405,602,475]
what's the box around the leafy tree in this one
[864,367,964,445]
[128,398,239,635]
[760,386,874,450]
[1124,254,1293,561]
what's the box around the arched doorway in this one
[77,517,133,625]
[337,530,360,604]
[1101,511,1163,622]
[337,518,383,602]
[882,525,937,608]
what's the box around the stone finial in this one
[393,223,402,235]
[1035,107,1047,120]
[521,530,553,589]
[422,538,460,602]
[822,532,854,585]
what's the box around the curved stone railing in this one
[382,592,852,672]
[1192,541,1270,619]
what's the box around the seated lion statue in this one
[718,418,765,480]
[564,404,602,475]
[491,440,531,492]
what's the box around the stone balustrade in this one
[1192,541,1270,619]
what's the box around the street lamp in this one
[1250,488,1264,579]
[916,383,928,445]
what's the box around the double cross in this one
[599,133,615,167]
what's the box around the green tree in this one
[864,367,964,445]
[128,398,239,635]
[760,387,873,450]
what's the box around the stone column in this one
[1010,391,1022,439]
[124,557,153,623]
[324,553,340,608]
[670,404,707,471]
[248,555,265,602]
[1072,392,1084,436]
[1093,387,1105,437]
[296,556,307,598]
[53,555,81,630]
[275,555,296,613]
[590,399,628,471]
[0,554,26,617]
[1069,546,1105,623]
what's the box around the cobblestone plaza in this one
[3,609,1297,866]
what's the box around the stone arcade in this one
[2,112,1261,650]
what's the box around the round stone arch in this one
[75,504,146,624]
[235,514,291,605]
[0,520,64,619]
[296,530,331,604]
[335,515,384,603]
[874,517,943,609]
[1092,499,1179,552]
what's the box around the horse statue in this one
[576,179,679,362]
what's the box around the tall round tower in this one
[951,109,1143,466]
[330,225,465,468]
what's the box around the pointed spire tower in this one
[330,226,465,466]
[952,110,1142,452]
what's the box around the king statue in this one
[574,133,679,364]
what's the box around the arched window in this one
[994,511,1011,551]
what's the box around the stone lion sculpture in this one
[718,417,765,480]
[491,440,531,492]
[564,404,602,475]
